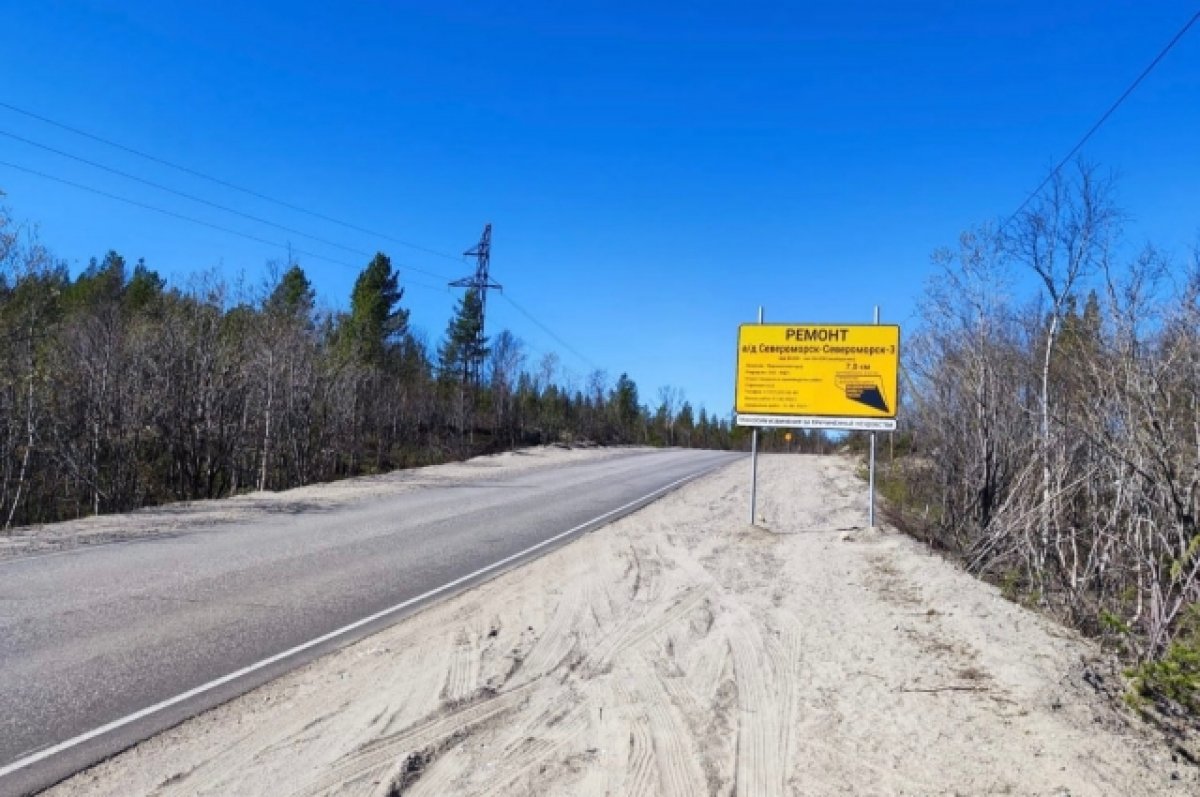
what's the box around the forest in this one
[0,200,737,529]
[891,162,1200,710]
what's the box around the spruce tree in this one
[438,288,487,384]
[266,264,316,322]
[346,252,407,366]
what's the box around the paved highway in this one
[0,448,739,796]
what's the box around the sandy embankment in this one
[50,453,1194,796]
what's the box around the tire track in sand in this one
[293,682,536,796]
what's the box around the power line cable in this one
[0,99,464,264]
[0,159,447,292]
[1002,8,1200,228]
[498,291,599,372]
[3,153,609,391]
[0,103,603,369]
[0,128,453,283]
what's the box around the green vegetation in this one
[1126,608,1200,713]
[0,203,735,528]
[876,162,1199,720]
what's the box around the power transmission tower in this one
[450,223,501,386]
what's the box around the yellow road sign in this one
[735,323,900,429]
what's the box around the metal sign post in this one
[749,306,763,525]
[869,305,880,528]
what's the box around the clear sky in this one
[1,1,1197,417]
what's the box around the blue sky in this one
[1,1,1198,417]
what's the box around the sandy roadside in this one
[0,444,628,560]
[46,453,1196,796]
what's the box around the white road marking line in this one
[0,465,717,780]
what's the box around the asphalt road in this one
[0,448,739,796]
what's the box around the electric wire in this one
[0,104,602,373]
[9,13,1194,391]
[0,159,448,292]
[498,292,599,372]
[0,128,454,283]
[1,153,595,372]
[1002,9,1200,228]
[0,99,464,263]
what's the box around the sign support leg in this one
[750,428,759,525]
[749,306,763,526]
[869,432,876,528]
[869,305,880,528]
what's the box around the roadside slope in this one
[50,454,1193,796]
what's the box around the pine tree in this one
[266,264,316,322]
[67,250,125,310]
[124,259,165,313]
[676,401,695,447]
[438,288,487,385]
[612,373,640,441]
[345,253,407,366]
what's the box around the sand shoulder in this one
[49,453,1195,796]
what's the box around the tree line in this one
[0,202,734,529]
[891,162,1199,708]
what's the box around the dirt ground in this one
[46,452,1197,796]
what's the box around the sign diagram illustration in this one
[834,371,889,413]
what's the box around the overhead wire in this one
[7,12,1195,386]
[0,128,453,283]
[497,291,599,373]
[0,159,448,292]
[0,102,602,374]
[1001,8,1200,229]
[0,99,464,263]
[0,154,591,368]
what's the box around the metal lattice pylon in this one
[450,223,501,385]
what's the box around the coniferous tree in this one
[266,264,316,322]
[345,253,406,366]
[438,289,488,443]
[438,288,487,384]
[123,259,165,313]
[0,201,734,531]
[612,373,639,441]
